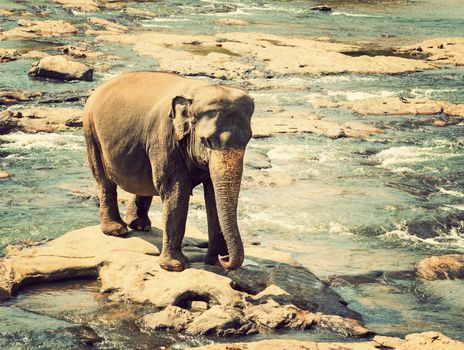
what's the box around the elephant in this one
[83,71,254,272]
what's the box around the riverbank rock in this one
[416,254,464,280]
[188,332,464,350]
[398,38,464,66]
[0,225,367,338]
[337,97,464,117]
[2,19,77,39]
[29,56,93,81]
[0,90,43,105]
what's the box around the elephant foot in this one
[205,245,228,266]
[125,215,151,232]
[159,251,190,272]
[101,221,128,237]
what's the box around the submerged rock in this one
[122,7,158,19]
[215,18,250,26]
[188,331,464,349]
[29,56,94,81]
[416,254,464,281]
[88,17,128,33]
[0,89,43,105]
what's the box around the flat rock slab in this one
[398,37,464,66]
[95,31,434,81]
[188,331,464,350]
[2,19,77,39]
[0,225,368,338]
[340,97,464,117]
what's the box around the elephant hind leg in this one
[84,122,127,236]
[125,195,153,231]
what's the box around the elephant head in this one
[169,85,254,269]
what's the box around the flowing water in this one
[1,0,464,348]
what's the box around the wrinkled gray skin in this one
[83,71,254,271]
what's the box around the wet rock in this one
[317,314,373,338]
[311,5,332,12]
[215,18,250,26]
[0,90,43,105]
[0,225,158,301]
[1,225,366,338]
[138,306,195,331]
[398,38,464,66]
[244,150,271,170]
[59,45,103,60]
[12,107,84,132]
[22,50,49,59]
[188,331,464,349]
[29,56,94,81]
[51,0,100,12]
[55,325,103,346]
[341,97,464,117]
[416,254,464,280]
[252,109,382,139]
[312,97,339,109]
[3,19,77,39]
[122,7,157,19]
[245,299,315,330]
[0,111,19,134]
[186,305,256,336]
[0,49,20,63]
[88,17,128,33]
[0,169,14,179]
[96,31,432,79]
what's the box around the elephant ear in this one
[169,95,193,141]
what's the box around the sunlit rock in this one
[29,56,94,81]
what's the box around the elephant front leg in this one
[125,195,153,231]
[159,181,191,271]
[99,181,128,236]
[204,179,228,265]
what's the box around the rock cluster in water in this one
[0,225,371,338]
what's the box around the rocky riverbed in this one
[1,0,464,349]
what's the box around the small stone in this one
[215,18,250,26]
[310,5,332,12]
[433,119,447,127]
[0,170,14,179]
[0,49,20,63]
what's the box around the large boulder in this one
[0,225,368,338]
[29,56,94,81]
[416,254,464,280]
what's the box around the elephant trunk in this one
[208,149,245,270]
